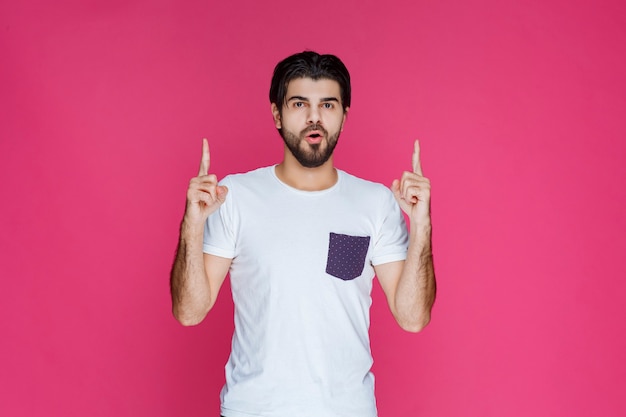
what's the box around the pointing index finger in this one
[198,138,210,176]
[412,140,423,176]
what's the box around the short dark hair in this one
[269,51,351,112]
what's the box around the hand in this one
[184,138,228,225]
[391,140,431,221]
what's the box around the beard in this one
[279,123,341,168]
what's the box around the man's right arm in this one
[170,139,231,326]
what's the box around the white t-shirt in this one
[203,166,408,417]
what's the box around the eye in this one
[322,102,334,109]
[294,102,305,108]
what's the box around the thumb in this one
[216,185,229,203]
[390,179,402,202]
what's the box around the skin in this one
[170,77,436,332]
[272,78,347,190]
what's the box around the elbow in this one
[172,306,209,327]
[171,292,214,326]
[175,315,203,327]
[398,313,431,333]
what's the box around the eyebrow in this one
[287,96,340,103]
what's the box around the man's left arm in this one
[375,140,436,332]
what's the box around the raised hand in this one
[391,140,431,221]
[184,138,228,225]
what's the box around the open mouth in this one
[306,133,324,145]
[305,131,323,144]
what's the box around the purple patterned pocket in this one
[325,232,371,281]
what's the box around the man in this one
[170,51,436,417]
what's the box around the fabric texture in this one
[203,166,408,417]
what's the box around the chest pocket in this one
[325,232,371,281]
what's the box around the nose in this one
[307,106,321,125]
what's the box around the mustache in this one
[302,124,328,136]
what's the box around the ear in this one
[271,103,281,129]
[340,106,349,131]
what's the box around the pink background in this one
[1,0,625,416]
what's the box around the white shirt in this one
[204,166,408,417]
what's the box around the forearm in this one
[394,219,436,332]
[170,219,211,326]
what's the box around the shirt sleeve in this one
[370,187,409,266]
[202,176,236,259]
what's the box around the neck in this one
[275,148,338,191]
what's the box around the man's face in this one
[272,77,348,168]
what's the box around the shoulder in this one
[338,169,393,196]
[220,166,274,188]
[337,169,398,209]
